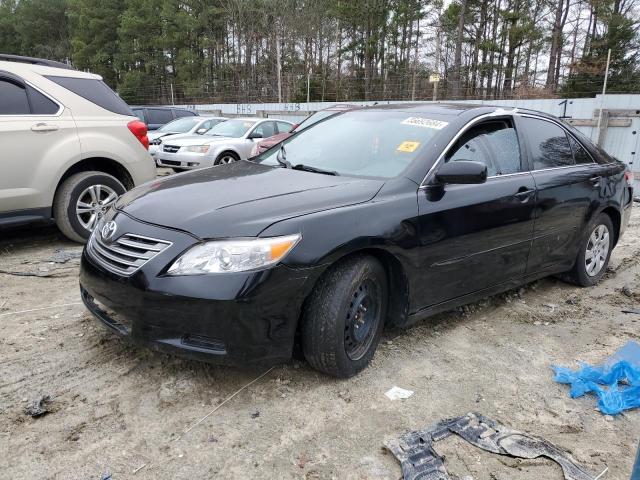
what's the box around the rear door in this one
[517,115,611,274]
[0,72,78,216]
[414,116,536,308]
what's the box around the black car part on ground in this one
[385,412,598,480]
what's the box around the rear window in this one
[45,75,133,116]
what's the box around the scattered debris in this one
[385,386,414,401]
[621,285,634,297]
[132,463,147,474]
[553,341,640,415]
[24,395,52,418]
[48,249,82,264]
[385,412,598,480]
[622,308,640,315]
[207,435,218,443]
[251,410,260,418]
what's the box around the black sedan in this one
[80,103,633,377]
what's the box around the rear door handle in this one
[31,123,58,132]
[590,176,602,187]
[514,187,535,202]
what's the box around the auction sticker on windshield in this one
[401,117,449,130]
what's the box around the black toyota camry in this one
[80,103,633,377]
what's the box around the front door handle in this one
[590,176,602,187]
[31,123,58,132]
[514,187,535,202]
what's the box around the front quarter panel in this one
[260,177,420,306]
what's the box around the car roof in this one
[130,106,196,111]
[363,102,560,121]
[0,60,101,79]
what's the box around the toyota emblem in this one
[101,221,117,241]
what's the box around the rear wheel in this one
[301,255,388,378]
[214,151,239,165]
[54,171,125,243]
[563,213,614,286]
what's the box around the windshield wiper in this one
[276,143,292,168]
[292,164,338,176]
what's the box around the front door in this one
[413,117,536,311]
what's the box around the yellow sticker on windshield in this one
[397,141,420,153]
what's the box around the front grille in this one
[87,232,172,276]
[163,144,180,153]
[159,159,181,166]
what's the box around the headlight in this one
[167,234,301,275]
[183,145,210,153]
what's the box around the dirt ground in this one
[1,191,639,479]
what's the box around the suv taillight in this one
[128,120,149,150]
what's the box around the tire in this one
[301,255,388,378]
[53,171,126,243]
[214,151,240,165]
[563,213,614,287]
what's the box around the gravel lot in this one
[1,188,639,479]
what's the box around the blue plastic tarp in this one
[552,341,640,416]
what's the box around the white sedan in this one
[156,118,294,171]
[148,116,228,159]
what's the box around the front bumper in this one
[79,212,322,365]
[156,150,213,170]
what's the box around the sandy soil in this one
[1,201,639,479]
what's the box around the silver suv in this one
[0,55,155,242]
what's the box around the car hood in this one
[115,161,384,238]
[160,134,238,146]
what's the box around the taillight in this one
[128,120,149,150]
[625,170,634,186]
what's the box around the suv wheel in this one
[54,171,125,243]
[563,213,614,287]
[301,255,388,378]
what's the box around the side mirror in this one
[435,160,487,185]
[196,128,208,134]
[248,132,263,140]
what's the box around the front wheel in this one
[214,151,240,165]
[564,213,614,287]
[301,255,388,378]
[54,171,126,243]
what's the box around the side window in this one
[276,121,292,134]
[147,109,174,125]
[175,109,195,118]
[27,86,59,115]
[0,79,30,114]
[132,109,145,122]
[253,121,276,138]
[445,120,523,176]
[519,117,574,169]
[200,120,213,130]
[568,135,594,164]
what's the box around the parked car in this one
[250,104,361,157]
[156,117,293,171]
[148,116,228,159]
[131,106,198,131]
[80,103,632,377]
[0,54,155,243]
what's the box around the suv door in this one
[414,117,536,309]
[0,73,79,218]
[516,115,611,274]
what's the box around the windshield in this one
[256,110,445,178]
[157,117,201,133]
[204,119,256,138]
[294,110,337,132]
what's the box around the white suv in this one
[0,55,155,242]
